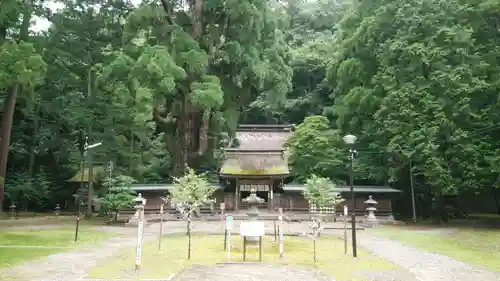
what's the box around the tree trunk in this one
[492,187,500,215]
[173,93,190,177]
[27,101,41,178]
[433,191,447,224]
[197,112,209,155]
[0,85,19,210]
[129,134,135,174]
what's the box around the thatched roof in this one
[220,125,292,177]
[236,125,292,150]
[66,166,105,182]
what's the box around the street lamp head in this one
[85,142,102,150]
[342,134,357,145]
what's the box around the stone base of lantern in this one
[362,217,380,228]
[126,210,141,226]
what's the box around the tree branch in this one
[159,0,174,25]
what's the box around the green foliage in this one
[0,41,46,87]
[4,171,50,209]
[168,168,215,216]
[101,175,136,219]
[285,116,345,182]
[303,175,343,210]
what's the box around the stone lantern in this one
[10,203,16,219]
[363,195,379,228]
[242,188,264,244]
[55,204,61,216]
[128,193,147,226]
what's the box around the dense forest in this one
[1,0,500,218]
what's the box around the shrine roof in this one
[283,184,402,193]
[130,183,222,191]
[66,166,105,182]
[234,124,293,150]
[220,124,293,176]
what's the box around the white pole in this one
[158,204,164,250]
[344,205,348,255]
[227,230,231,262]
[135,205,144,271]
[279,215,284,258]
[409,158,417,222]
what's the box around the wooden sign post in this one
[278,208,284,259]
[226,215,234,262]
[135,202,145,271]
[158,204,164,250]
[343,205,348,255]
[220,202,225,235]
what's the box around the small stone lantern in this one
[242,188,264,244]
[10,203,16,219]
[55,204,61,216]
[243,188,265,220]
[363,195,379,227]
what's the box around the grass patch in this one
[372,226,500,272]
[0,227,115,268]
[0,216,110,228]
[88,234,397,281]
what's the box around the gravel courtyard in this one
[0,220,499,281]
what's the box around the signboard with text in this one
[240,221,265,237]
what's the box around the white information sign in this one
[344,205,348,216]
[240,221,265,237]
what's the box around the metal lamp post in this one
[74,199,84,242]
[342,134,358,258]
[78,137,102,218]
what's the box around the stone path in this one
[355,231,500,281]
[171,263,334,281]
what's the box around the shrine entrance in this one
[239,181,271,211]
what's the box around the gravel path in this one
[171,263,334,281]
[0,222,181,281]
[4,220,498,281]
[0,221,227,281]
[356,231,500,281]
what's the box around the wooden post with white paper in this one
[278,208,284,259]
[344,205,348,254]
[226,215,233,262]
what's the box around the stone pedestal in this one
[127,209,141,226]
